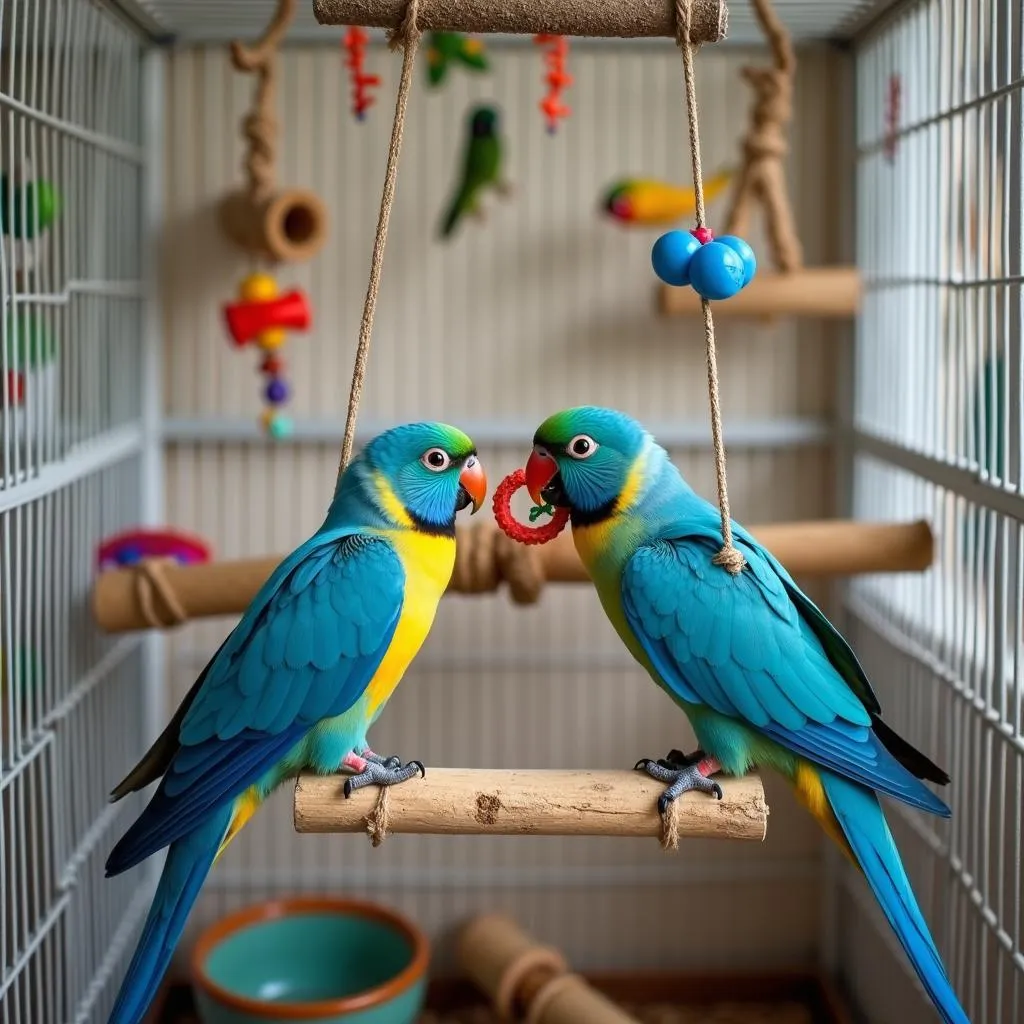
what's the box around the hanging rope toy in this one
[492,469,570,546]
[223,273,311,438]
[654,0,752,574]
[533,35,572,133]
[884,73,901,164]
[343,27,382,120]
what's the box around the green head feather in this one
[532,406,649,517]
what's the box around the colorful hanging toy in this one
[425,32,489,87]
[223,272,311,438]
[533,35,572,134]
[97,529,213,571]
[601,169,734,228]
[1,174,61,239]
[651,228,757,301]
[492,468,570,546]
[884,74,901,164]
[343,27,382,121]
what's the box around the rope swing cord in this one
[340,0,740,843]
[676,0,747,576]
[337,0,423,476]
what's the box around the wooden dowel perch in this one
[294,769,768,841]
[313,0,728,42]
[456,914,641,1024]
[659,266,862,318]
[221,0,328,263]
[91,519,934,633]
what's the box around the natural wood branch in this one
[294,769,768,841]
[313,0,729,42]
[91,519,934,633]
[659,266,862,317]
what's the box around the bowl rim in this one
[190,895,430,1019]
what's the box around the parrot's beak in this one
[457,455,487,515]
[525,447,564,507]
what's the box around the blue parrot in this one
[104,422,487,1024]
[521,406,968,1024]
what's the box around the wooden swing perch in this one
[91,519,934,633]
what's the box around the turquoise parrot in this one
[104,422,487,1024]
[439,104,506,240]
[521,407,968,1024]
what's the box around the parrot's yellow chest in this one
[363,528,455,717]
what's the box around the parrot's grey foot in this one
[496,180,515,198]
[343,757,426,798]
[634,749,723,814]
[471,205,487,223]
[361,749,402,769]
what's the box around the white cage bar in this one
[844,0,1024,1020]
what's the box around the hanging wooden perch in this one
[314,0,729,42]
[91,519,934,633]
[220,0,328,263]
[294,768,767,841]
[659,0,861,319]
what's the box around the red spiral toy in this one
[492,469,570,546]
[533,35,572,134]
[343,27,382,121]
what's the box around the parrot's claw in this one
[496,180,515,198]
[362,749,402,769]
[634,750,723,813]
[343,758,426,798]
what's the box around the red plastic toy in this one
[884,74,901,164]
[97,529,213,571]
[223,289,311,347]
[492,469,570,546]
[343,27,382,121]
[533,35,572,134]
[5,370,24,406]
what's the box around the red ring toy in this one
[492,469,570,545]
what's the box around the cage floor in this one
[152,972,847,1024]
[420,1002,814,1023]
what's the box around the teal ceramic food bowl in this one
[191,896,429,1024]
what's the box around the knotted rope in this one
[676,0,745,576]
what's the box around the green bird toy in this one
[1,175,61,239]
[426,32,489,87]
[439,104,509,240]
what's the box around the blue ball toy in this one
[651,230,702,287]
[688,241,747,301]
[716,235,757,287]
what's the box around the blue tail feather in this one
[820,770,970,1024]
[107,806,231,1024]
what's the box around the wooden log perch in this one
[91,519,934,633]
[313,0,729,42]
[294,769,768,841]
[659,266,862,318]
[457,914,641,1024]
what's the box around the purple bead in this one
[265,377,289,405]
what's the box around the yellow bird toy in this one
[601,167,734,227]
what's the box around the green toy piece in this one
[439,105,507,240]
[1,176,62,239]
[426,32,489,87]
[4,312,57,370]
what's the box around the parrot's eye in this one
[567,435,598,459]
[421,448,451,472]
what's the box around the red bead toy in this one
[533,35,572,134]
[492,469,570,546]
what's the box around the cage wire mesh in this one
[844,0,1024,1021]
[0,1,153,1023]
